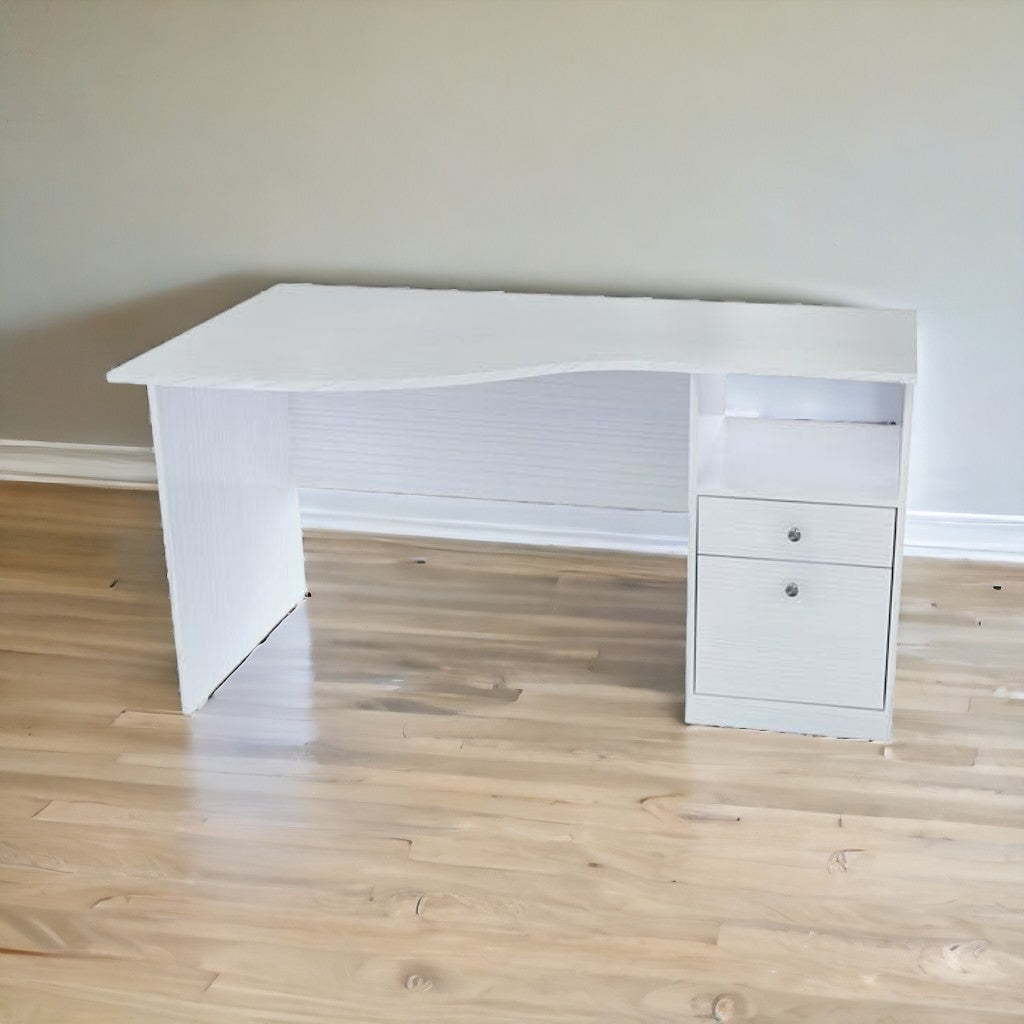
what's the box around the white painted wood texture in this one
[722,375,904,423]
[694,416,902,505]
[148,386,307,713]
[289,373,689,509]
[697,496,896,568]
[685,369,911,738]
[685,375,701,721]
[299,488,686,553]
[107,284,917,390]
[694,555,892,710]
[682,692,892,742]
[882,384,914,728]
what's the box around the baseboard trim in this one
[4,440,1023,562]
[299,488,687,554]
[905,510,1024,563]
[0,439,157,489]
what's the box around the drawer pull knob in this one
[787,527,802,543]
[784,582,799,598]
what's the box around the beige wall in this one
[1,0,1022,514]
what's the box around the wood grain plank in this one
[0,481,1020,1022]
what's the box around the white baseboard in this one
[905,510,1024,562]
[0,440,157,489]
[4,440,1023,562]
[300,488,687,554]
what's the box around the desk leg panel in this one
[148,386,307,714]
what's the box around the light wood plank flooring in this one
[0,481,1022,1022]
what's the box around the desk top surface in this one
[108,284,917,391]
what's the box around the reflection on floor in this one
[1,481,1022,1022]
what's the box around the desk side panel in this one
[685,374,703,714]
[149,386,306,713]
[884,382,915,732]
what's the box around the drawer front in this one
[694,555,891,709]
[698,496,895,568]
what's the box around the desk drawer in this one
[694,554,891,709]
[698,496,895,568]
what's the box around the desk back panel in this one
[289,372,689,511]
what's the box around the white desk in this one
[109,284,916,738]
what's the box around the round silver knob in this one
[785,582,799,598]
[787,527,802,543]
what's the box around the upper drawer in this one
[698,496,896,568]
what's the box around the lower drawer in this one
[694,555,892,710]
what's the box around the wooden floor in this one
[0,482,1022,1023]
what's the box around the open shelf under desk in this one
[694,415,902,507]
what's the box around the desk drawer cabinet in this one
[686,370,913,740]
[698,496,895,568]
[694,555,892,709]
[690,491,904,735]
